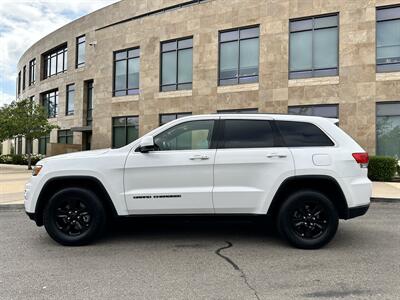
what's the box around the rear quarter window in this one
[276,121,334,147]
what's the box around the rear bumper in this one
[346,203,370,219]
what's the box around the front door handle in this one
[266,153,287,158]
[189,155,210,161]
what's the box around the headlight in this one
[32,165,43,176]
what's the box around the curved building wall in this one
[14,0,400,156]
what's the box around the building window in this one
[159,112,192,126]
[29,59,36,86]
[161,37,193,91]
[76,35,86,68]
[289,14,339,79]
[219,26,259,86]
[86,80,93,126]
[288,104,339,118]
[58,130,73,144]
[377,6,400,72]
[376,102,400,157]
[218,108,258,114]
[66,84,75,116]
[112,116,139,148]
[113,48,140,96]
[17,71,21,95]
[41,90,58,118]
[38,134,50,155]
[22,66,26,90]
[43,44,68,79]
[29,95,35,102]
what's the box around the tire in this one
[43,187,106,246]
[277,190,338,249]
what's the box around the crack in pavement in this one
[215,241,261,300]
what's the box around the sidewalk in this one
[0,164,399,206]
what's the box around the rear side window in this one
[276,121,334,147]
[221,120,274,148]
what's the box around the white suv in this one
[25,114,371,249]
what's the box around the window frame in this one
[113,47,140,97]
[159,112,192,126]
[41,89,59,119]
[160,36,193,92]
[289,13,339,79]
[288,104,339,119]
[217,108,259,114]
[112,115,139,148]
[29,59,36,86]
[375,101,400,156]
[66,84,75,116]
[17,71,21,95]
[57,129,73,144]
[376,5,400,72]
[75,35,86,69]
[22,65,26,90]
[86,80,94,126]
[218,25,260,86]
[42,44,68,79]
[38,134,50,155]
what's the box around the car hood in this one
[38,149,111,164]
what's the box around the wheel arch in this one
[34,176,118,226]
[267,175,349,220]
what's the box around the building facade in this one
[8,0,400,158]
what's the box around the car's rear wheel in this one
[43,188,106,246]
[277,190,338,249]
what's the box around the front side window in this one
[221,120,274,149]
[113,48,140,96]
[29,59,36,86]
[154,120,215,151]
[376,102,400,157]
[66,84,75,116]
[276,121,334,147]
[288,104,339,118]
[218,108,258,114]
[219,26,259,86]
[159,112,192,126]
[289,14,338,79]
[57,130,73,144]
[38,134,50,155]
[76,35,86,68]
[43,44,68,79]
[41,90,58,118]
[112,116,139,148]
[161,37,193,91]
[377,6,400,72]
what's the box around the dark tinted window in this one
[276,121,334,147]
[222,120,274,148]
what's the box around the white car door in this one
[213,116,295,214]
[124,118,217,214]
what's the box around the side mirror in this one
[138,136,155,153]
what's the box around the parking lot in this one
[0,202,399,299]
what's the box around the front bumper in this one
[346,203,370,219]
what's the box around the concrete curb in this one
[371,197,400,203]
[0,204,25,211]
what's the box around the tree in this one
[0,99,58,169]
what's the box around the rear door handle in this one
[266,153,287,158]
[189,155,210,161]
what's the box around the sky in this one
[0,0,120,107]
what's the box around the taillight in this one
[352,153,369,168]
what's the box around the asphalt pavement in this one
[0,202,399,300]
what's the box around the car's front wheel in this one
[277,190,338,249]
[43,187,106,246]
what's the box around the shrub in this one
[368,156,398,182]
[0,154,45,166]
